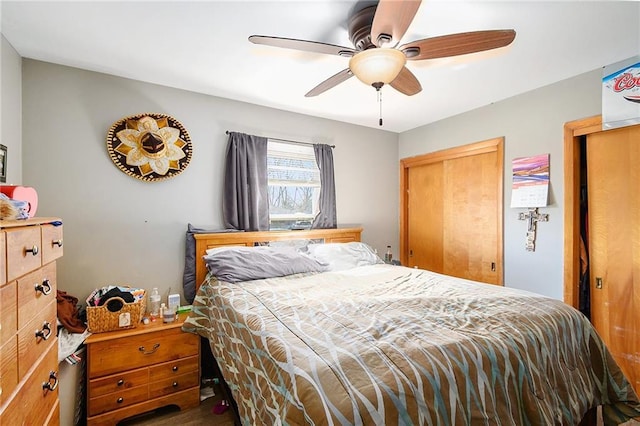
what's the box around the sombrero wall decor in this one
[106,113,192,182]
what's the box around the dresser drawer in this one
[17,301,57,379]
[1,343,59,426]
[17,262,56,329]
[88,384,148,416]
[45,399,61,426]
[0,335,18,407]
[149,370,200,399]
[0,231,6,285]
[149,355,199,381]
[41,224,63,265]
[5,226,42,282]
[0,280,17,342]
[88,327,199,378]
[89,367,149,398]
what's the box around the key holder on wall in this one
[518,207,548,252]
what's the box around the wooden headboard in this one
[193,227,363,292]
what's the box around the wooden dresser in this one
[0,217,64,425]
[85,314,200,425]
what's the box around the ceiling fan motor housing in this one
[348,6,377,51]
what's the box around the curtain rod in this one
[225,131,335,148]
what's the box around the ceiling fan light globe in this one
[349,48,406,86]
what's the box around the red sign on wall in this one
[603,56,640,130]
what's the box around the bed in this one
[182,228,640,425]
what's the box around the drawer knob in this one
[117,379,124,386]
[172,382,179,387]
[52,239,63,248]
[35,279,52,295]
[25,245,39,256]
[172,366,179,372]
[138,343,160,355]
[117,397,124,404]
[42,371,58,392]
[35,321,52,341]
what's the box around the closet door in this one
[443,151,500,283]
[587,124,640,392]
[407,162,443,272]
[401,138,503,285]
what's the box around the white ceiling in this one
[1,1,639,133]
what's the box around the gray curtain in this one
[311,143,337,229]
[222,132,269,231]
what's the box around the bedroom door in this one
[586,124,640,392]
[401,138,504,285]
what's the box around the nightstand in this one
[85,313,200,425]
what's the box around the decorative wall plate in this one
[106,113,192,182]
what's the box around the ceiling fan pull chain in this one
[378,87,383,126]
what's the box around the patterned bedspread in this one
[183,264,640,425]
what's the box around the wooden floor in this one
[112,384,640,426]
[117,383,236,426]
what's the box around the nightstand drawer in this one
[17,262,56,329]
[149,371,200,399]
[88,327,199,378]
[149,355,199,381]
[88,384,148,416]
[89,367,149,398]
[17,300,56,378]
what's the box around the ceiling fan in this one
[249,0,516,98]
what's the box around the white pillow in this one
[305,242,384,271]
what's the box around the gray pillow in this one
[204,246,328,283]
[183,224,239,303]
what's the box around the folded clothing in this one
[86,285,145,307]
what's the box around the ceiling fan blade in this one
[390,67,422,96]
[249,35,355,57]
[305,69,353,97]
[399,29,516,61]
[371,0,422,47]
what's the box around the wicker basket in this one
[86,295,146,333]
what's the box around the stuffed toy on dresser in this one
[0,193,29,220]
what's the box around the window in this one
[267,141,320,230]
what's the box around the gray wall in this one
[12,53,635,304]
[399,70,603,300]
[1,34,22,183]
[21,59,399,303]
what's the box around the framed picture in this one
[0,144,6,183]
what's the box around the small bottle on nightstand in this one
[149,287,161,320]
[384,246,393,263]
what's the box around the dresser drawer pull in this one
[25,245,39,256]
[52,239,63,248]
[117,397,124,404]
[42,371,58,392]
[172,382,179,387]
[35,321,52,341]
[172,366,179,372]
[117,379,125,386]
[35,279,52,295]
[138,343,160,355]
